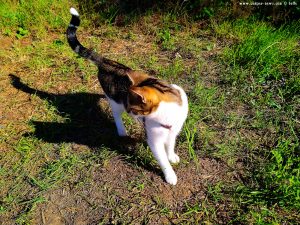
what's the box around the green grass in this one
[1,0,300,224]
[213,18,300,223]
[240,139,300,209]
[0,0,70,38]
[218,20,300,84]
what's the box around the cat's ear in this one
[129,87,146,104]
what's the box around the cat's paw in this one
[168,153,180,164]
[118,132,128,137]
[117,129,127,137]
[164,170,178,185]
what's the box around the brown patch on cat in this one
[160,88,182,105]
[127,70,182,105]
[136,77,182,105]
[127,86,159,115]
[122,70,183,116]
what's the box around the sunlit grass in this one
[0,0,299,224]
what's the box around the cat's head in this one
[126,75,182,116]
[126,86,160,116]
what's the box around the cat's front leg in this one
[165,132,180,164]
[147,137,177,185]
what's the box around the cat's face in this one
[126,86,160,116]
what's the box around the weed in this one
[214,140,239,166]
[16,27,29,39]
[125,143,155,168]
[207,182,224,202]
[127,177,145,192]
[184,124,197,161]
[183,81,224,161]
[255,139,300,209]
[157,28,176,50]
[183,202,201,216]
[157,58,185,80]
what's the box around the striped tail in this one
[66,8,103,65]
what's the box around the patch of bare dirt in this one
[32,156,235,224]
[0,35,14,50]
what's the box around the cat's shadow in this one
[9,74,160,174]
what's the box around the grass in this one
[214,18,299,188]
[213,18,300,224]
[1,0,300,224]
[217,19,300,84]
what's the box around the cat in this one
[67,8,188,185]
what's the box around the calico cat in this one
[67,8,188,185]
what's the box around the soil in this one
[32,156,235,224]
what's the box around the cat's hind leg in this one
[108,98,127,136]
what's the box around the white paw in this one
[118,132,127,137]
[164,170,177,185]
[117,128,127,137]
[168,153,180,164]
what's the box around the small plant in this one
[157,28,175,50]
[207,182,224,202]
[183,202,201,216]
[157,58,184,79]
[16,27,29,39]
[184,123,198,161]
[265,139,300,209]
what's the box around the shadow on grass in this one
[9,74,160,174]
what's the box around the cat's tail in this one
[66,8,103,65]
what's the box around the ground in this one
[0,3,299,224]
